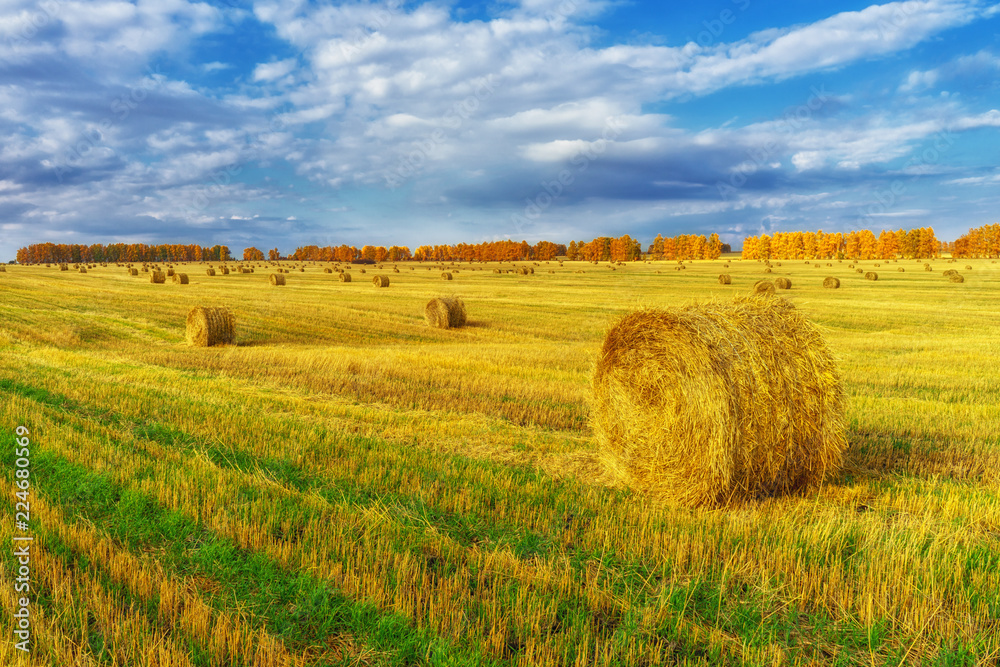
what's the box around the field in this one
[1,257,999,666]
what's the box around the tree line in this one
[950,224,1000,258]
[16,243,232,264]
[741,228,941,260]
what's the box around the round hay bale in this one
[948,273,965,283]
[856,268,864,274]
[763,268,772,274]
[299,268,305,272]
[774,277,792,290]
[718,274,732,285]
[373,275,390,287]
[424,296,467,329]
[442,272,453,280]
[823,276,840,289]
[60,264,69,271]
[897,268,904,272]
[78,267,87,274]
[167,268,175,277]
[865,272,878,281]
[775,262,781,267]
[965,265,972,270]
[493,269,501,274]
[359,268,366,274]
[173,273,189,284]
[942,269,958,277]
[393,268,400,273]
[592,297,846,506]
[129,268,138,276]
[270,273,286,286]
[339,272,352,283]
[324,267,333,273]
[752,280,775,295]
[873,264,880,268]
[925,265,933,271]
[221,267,230,275]
[206,268,216,276]
[186,306,235,347]
[150,270,165,284]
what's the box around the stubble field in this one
[0,257,998,666]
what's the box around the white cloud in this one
[253,58,298,82]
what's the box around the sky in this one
[1,0,999,260]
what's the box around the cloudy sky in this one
[1,0,999,259]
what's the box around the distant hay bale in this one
[78,267,87,274]
[943,269,958,277]
[324,268,333,273]
[167,268,175,277]
[592,297,846,506]
[173,273,189,284]
[299,268,305,272]
[774,277,792,289]
[150,270,165,284]
[221,267,230,275]
[925,265,933,272]
[206,268,216,276]
[60,264,69,271]
[270,273,286,286]
[442,272,453,280]
[856,269,864,274]
[393,268,400,273]
[897,268,904,272]
[517,267,531,275]
[718,274,732,285]
[373,275,390,287]
[339,272,352,282]
[424,296,467,329]
[359,268,366,273]
[965,265,972,270]
[752,280,775,295]
[763,268,772,273]
[949,273,965,283]
[873,264,880,268]
[186,306,235,347]
[823,276,840,289]
[129,268,138,276]
[493,269,501,274]
[865,272,878,281]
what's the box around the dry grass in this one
[591,296,847,507]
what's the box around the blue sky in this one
[1,0,999,259]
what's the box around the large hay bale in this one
[442,272,453,280]
[186,307,235,347]
[270,273,286,286]
[823,276,840,289]
[339,272,352,282]
[173,273,189,284]
[949,273,965,283]
[220,267,230,275]
[752,280,775,295]
[592,297,846,507]
[206,268,216,276]
[373,275,390,287]
[865,272,878,281]
[424,296,467,329]
[324,267,333,273]
[718,274,731,285]
[774,277,792,289]
[150,270,165,284]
